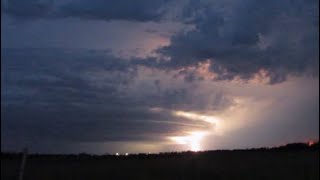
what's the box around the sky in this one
[1,0,319,154]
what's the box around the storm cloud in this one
[3,0,318,84]
[1,48,231,153]
[1,0,171,22]
[1,0,318,153]
[156,0,319,84]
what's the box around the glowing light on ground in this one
[169,131,207,151]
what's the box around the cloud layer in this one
[1,0,171,22]
[2,0,319,84]
[1,48,231,153]
[1,0,318,153]
[154,0,319,84]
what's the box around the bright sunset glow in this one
[169,131,207,151]
[170,111,222,150]
[173,111,220,125]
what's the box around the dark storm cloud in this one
[1,104,206,143]
[1,0,170,22]
[3,0,317,84]
[2,0,318,154]
[1,48,227,148]
[58,0,170,22]
[1,0,54,18]
[156,0,319,84]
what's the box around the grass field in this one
[1,145,319,180]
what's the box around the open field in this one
[1,145,319,180]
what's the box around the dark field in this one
[1,146,319,180]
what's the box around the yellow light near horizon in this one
[169,131,207,152]
[190,142,200,151]
[169,111,221,151]
[170,136,188,145]
[189,132,205,151]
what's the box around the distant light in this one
[308,141,315,146]
[125,153,129,156]
[115,153,119,156]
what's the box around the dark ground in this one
[1,143,319,180]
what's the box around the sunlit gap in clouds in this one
[169,131,208,151]
[174,111,220,125]
[169,111,221,151]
